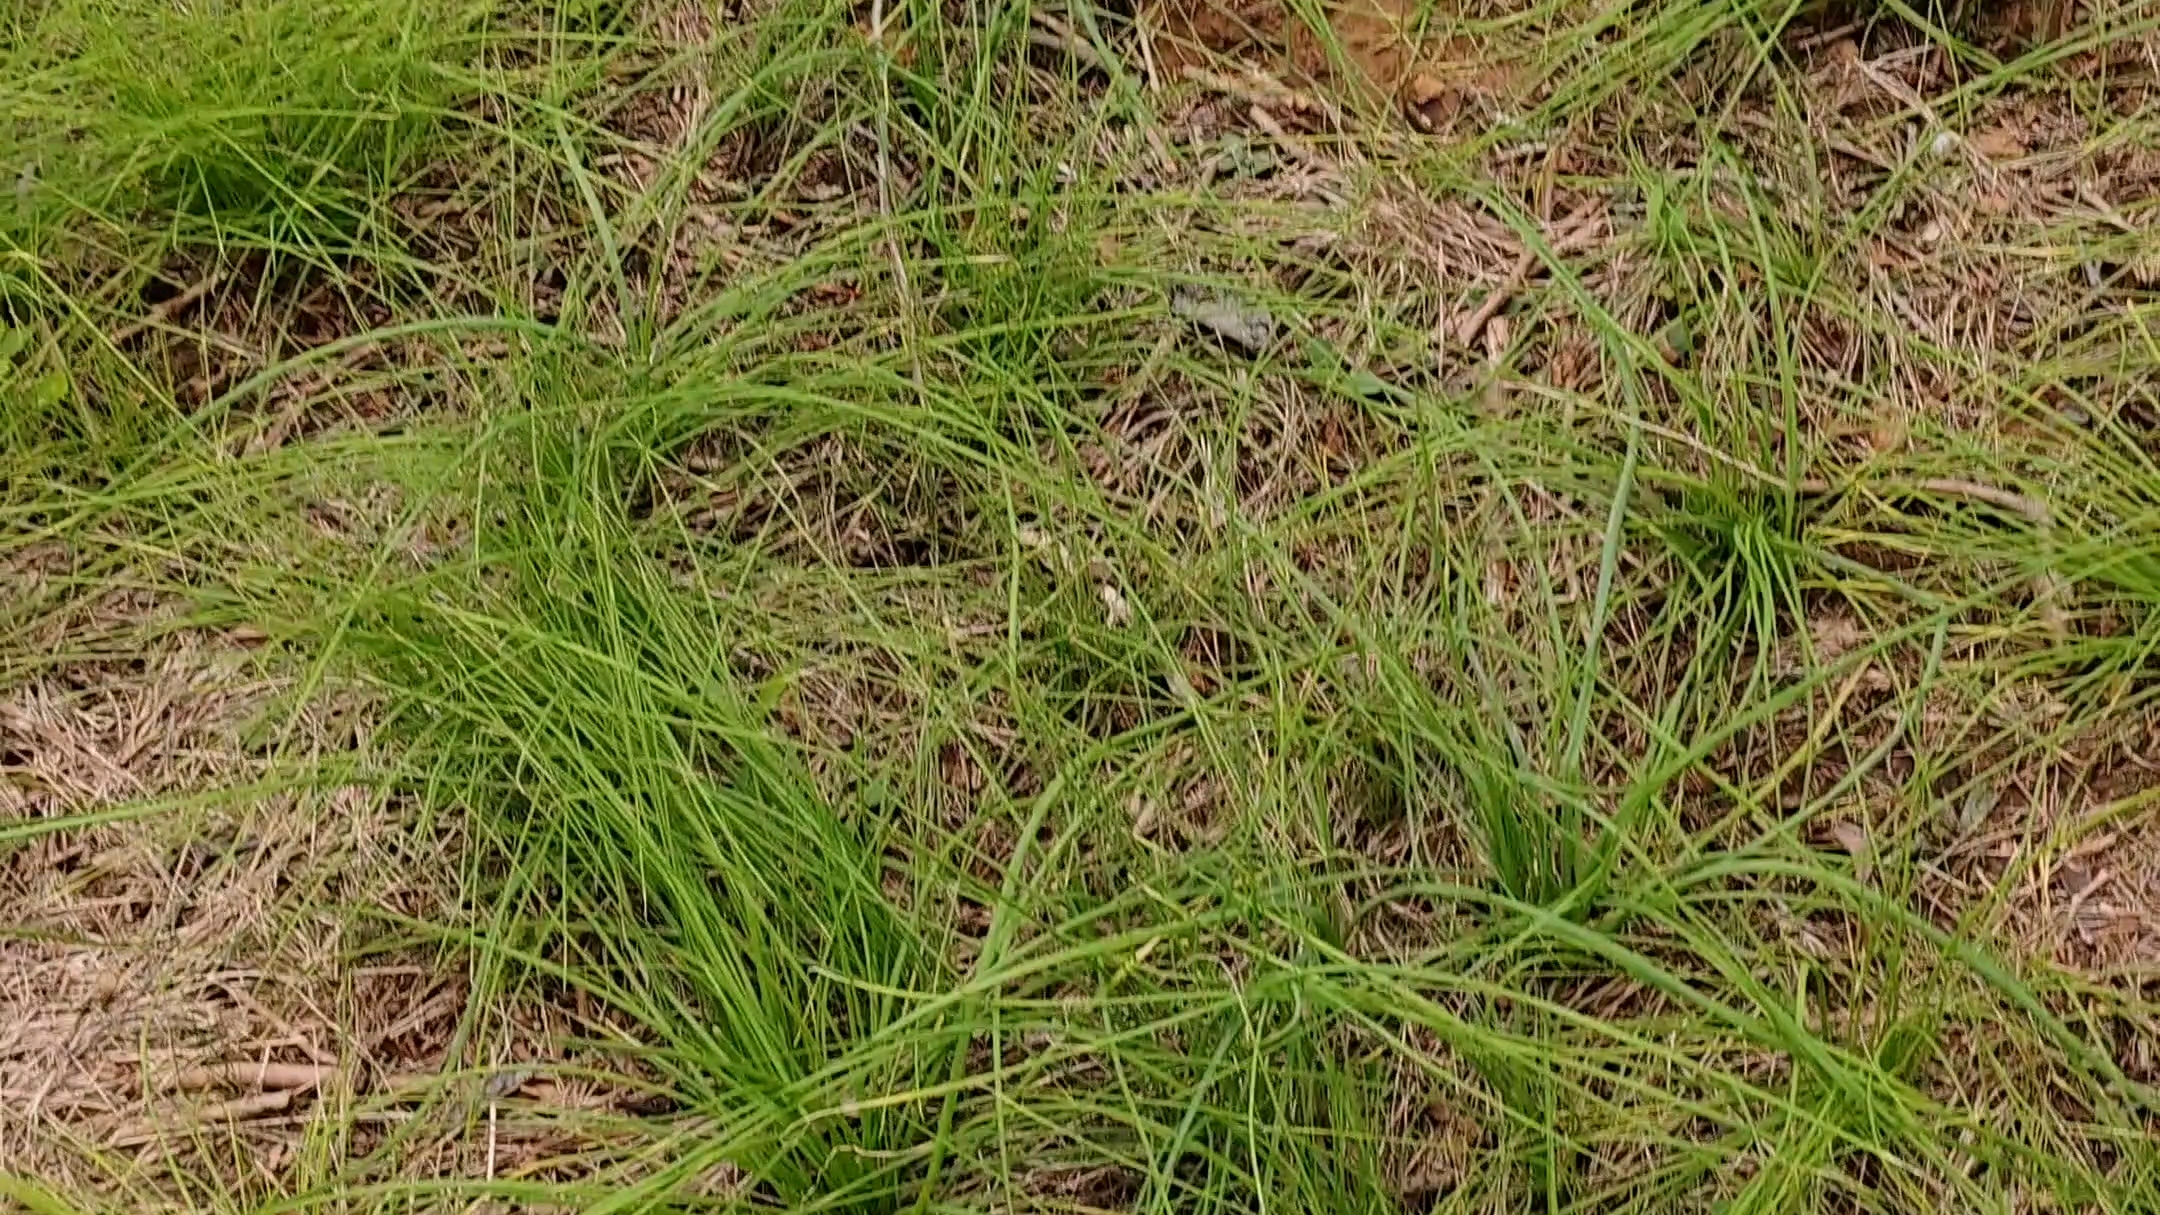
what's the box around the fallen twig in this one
[1914,477,2066,634]
[1027,12,1111,73]
[110,276,218,346]
[167,1061,334,1093]
[1454,198,1606,349]
[1245,106,1338,181]
[1913,477,2050,525]
[109,1088,301,1148]
[1182,64,1339,127]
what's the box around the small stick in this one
[212,977,337,1066]
[1914,477,2067,634]
[1793,19,1862,49]
[1913,477,2049,525]
[1027,13,1110,73]
[1245,106,1337,180]
[2076,183,2138,234]
[1135,9,1162,92]
[110,276,218,345]
[167,1061,334,1092]
[109,1088,299,1147]
[1183,64,1338,126]
[1454,198,1604,349]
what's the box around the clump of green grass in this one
[122,2,472,225]
[8,0,485,249]
[0,321,70,451]
[10,0,2160,1209]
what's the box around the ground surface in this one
[5,0,2160,1210]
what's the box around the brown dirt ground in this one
[1146,0,2088,124]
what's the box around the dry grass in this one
[0,637,686,1205]
[3,639,420,1193]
